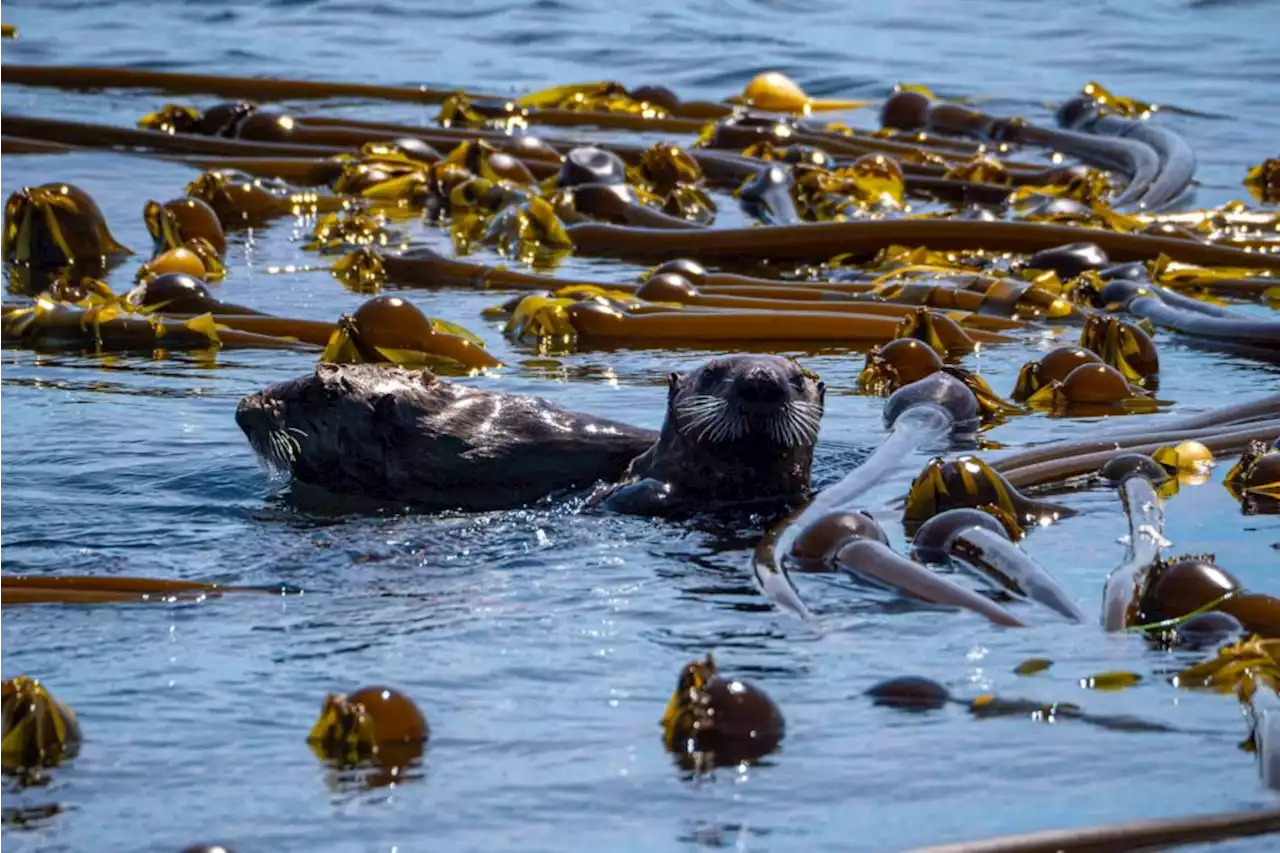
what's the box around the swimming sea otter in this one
[236,354,824,516]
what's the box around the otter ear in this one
[668,372,680,404]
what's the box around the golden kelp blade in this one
[661,655,716,743]
[307,694,379,763]
[1009,171,1114,207]
[332,248,387,292]
[1177,637,1280,693]
[515,81,624,110]
[1079,316,1159,386]
[894,309,976,357]
[1244,159,1280,203]
[1,676,82,771]
[551,284,646,308]
[502,295,576,344]
[894,82,937,99]
[138,104,201,134]
[1150,254,1275,287]
[1081,81,1157,118]
[1014,658,1053,676]
[1079,671,1143,691]
[943,155,1012,187]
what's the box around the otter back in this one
[235,363,657,512]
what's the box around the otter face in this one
[234,363,389,475]
[670,354,824,450]
[235,380,307,475]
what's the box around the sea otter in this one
[586,354,824,515]
[235,354,823,516]
[235,362,656,512]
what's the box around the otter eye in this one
[699,360,729,390]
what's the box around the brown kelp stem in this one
[998,421,1280,490]
[1,574,294,604]
[567,220,1280,269]
[0,64,733,119]
[990,394,1280,473]
[905,807,1280,853]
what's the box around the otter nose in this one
[733,369,785,406]
[234,393,281,440]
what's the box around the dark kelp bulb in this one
[858,338,943,394]
[1171,611,1245,650]
[1137,554,1241,626]
[1100,452,1171,488]
[557,146,628,187]
[791,510,888,569]
[865,676,951,711]
[1025,242,1109,279]
[644,258,706,286]
[3,182,132,269]
[661,654,784,770]
[307,685,428,767]
[635,273,699,303]
[909,507,1011,564]
[144,197,227,257]
[1011,346,1102,402]
[879,91,932,131]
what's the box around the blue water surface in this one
[2,1,1280,851]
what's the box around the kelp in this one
[321,294,501,371]
[307,686,428,770]
[733,71,873,115]
[1245,158,1280,204]
[903,455,1075,530]
[661,654,785,771]
[4,182,132,271]
[2,677,80,773]
[1,573,296,604]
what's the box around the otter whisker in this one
[760,400,822,448]
[703,408,746,444]
[678,394,731,441]
[251,427,302,475]
[682,406,725,434]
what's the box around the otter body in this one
[236,363,656,512]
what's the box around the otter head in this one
[235,362,439,478]
[639,354,823,507]
[669,354,824,451]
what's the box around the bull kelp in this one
[3,4,1280,851]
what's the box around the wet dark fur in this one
[588,354,825,516]
[235,363,657,512]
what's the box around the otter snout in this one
[235,390,299,473]
[235,391,279,439]
[729,366,788,412]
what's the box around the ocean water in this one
[2,0,1279,851]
